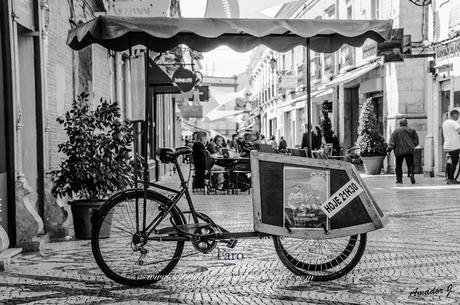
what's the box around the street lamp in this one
[269,57,277,71]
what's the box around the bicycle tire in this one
[273,233,366,281]
[92,189,185,287]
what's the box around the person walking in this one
[387,118,419,184]
[442,109,460,184]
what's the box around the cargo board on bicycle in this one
[250,151,387,239]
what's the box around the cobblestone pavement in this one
[1,169,460,305]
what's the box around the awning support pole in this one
[143,47,150,231]
[306,38,312,153]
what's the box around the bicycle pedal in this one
[221,239,237,248]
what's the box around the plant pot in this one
[69,200,112,239]
[361,156,386,175]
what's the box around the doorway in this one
[440,80,451,172]
[344,87,360,148]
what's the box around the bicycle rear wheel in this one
[91,189,185,287]
[273,234,366,281]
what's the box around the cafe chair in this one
[311,150,329,159]
[207,167,231,195]
[259,143,277,153]
[287,148,308,157]
[230,163,251,195]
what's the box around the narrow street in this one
[0,172,459,305]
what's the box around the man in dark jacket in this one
[387,118,419,184]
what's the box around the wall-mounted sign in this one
[280,75,298,89]
[188,86,209,102]
[173,68,197,93]
[435,37,460,61]
[311,54,322,80]
[324,53,335,78]
[106,0,169,17]
[377,28,404,62]
[340,45,355,70]
[180,105,203,118]
[362,39,377,59]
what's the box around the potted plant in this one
[356,98,388,175]
[50,92,134,239]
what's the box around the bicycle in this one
[91,146,367,287]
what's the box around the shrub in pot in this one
[50,92,134,239]
[356,98,388,175]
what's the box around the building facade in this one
[247,0,430,174]
[0,0,182,254]
[425,0,460,176]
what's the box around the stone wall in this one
[47,0,75,170]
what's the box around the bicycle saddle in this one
[157,147,192,163]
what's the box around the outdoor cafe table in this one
[211,156,250,194]
[211,156,250,169]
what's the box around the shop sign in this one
[362,39,377,59]
[320,178,363,219]
[377,28,404,62]
[280,75,298,89]
[188,86,209,102]
[297,64,305,85]
[106,0,169,17]
[180,105,203,118]
[324,53,335,78]
[340,45,355,70]
[14,0,35,30]
[173,68,197,93]
[435,37,460,61]
[311,55,322,80]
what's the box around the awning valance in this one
[67,16,393,53]
[326,61,382,87]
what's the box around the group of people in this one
[186,131,252,191]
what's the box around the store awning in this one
[290,87,333,104]
[326,61,381,87]
[205,109,246,121]
[67,16,392,53]
[315,88,333,99]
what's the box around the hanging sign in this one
[173,68,197,93]
[180,105,203,118]
[189,86,209,102]
[280,75,298,89]
[320,178,364,219]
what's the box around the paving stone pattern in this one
[0,172,459,305]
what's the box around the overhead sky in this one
[179,0,294,77]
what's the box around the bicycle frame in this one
[133,155,268,241]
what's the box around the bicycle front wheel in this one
[273,234,366,281]
[91,189,185,287]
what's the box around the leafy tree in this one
[356,98,387,156]
[319,103,340,154]
[50,92,134,201]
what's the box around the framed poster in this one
[283,167,329,230]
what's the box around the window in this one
[346,0,352,19]
[325,5,335,19]
[371,0,380,20]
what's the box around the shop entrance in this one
[344,87,360,148]
[440,80,451,172]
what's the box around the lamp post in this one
[269,46,312,153]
